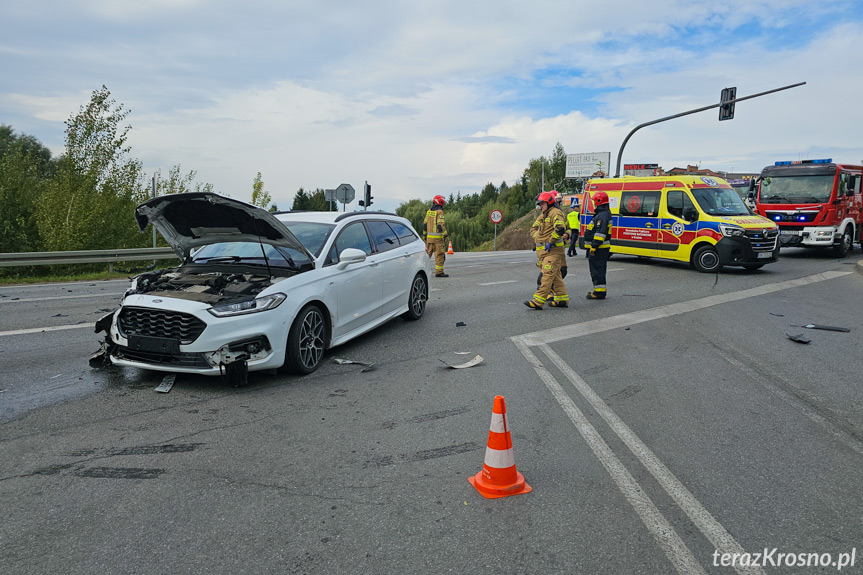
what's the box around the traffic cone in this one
[447,240,454,255]
[468,395,532,499]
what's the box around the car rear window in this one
[388,221,419,245]
[366,221,400,253]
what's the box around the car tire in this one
[692,245,722,273]
[401,273,428,321]
[832,227,852,258]
[285,304,327,375]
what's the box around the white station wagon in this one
[94,192,431,385]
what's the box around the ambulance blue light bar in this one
[774,159,832,165]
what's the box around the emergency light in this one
[774,159,832,165]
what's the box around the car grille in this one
[114,347,211,369]
[744,229,778,252]
[118,307,206,344]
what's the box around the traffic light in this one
[719,87,736,121]
[360,182,373,209]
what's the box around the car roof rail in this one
[334,211,399,222]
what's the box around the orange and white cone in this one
[468,395,532,499]
[447,240,454,254]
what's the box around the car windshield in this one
[758,175,835,204]
[281,221,336,257]
[690,187,751,216]
[190,242,310,269]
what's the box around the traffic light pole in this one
[613,81,806,177]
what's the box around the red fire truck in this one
[751,159,863,257]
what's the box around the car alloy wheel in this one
[402,274,428,321]
[287,304,326,374]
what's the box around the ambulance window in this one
[667,191,695,219]
[620,191,660,217]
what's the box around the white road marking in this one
[477,280,518,286]
[541,345,765,575]
[514,340,708,575]
[0,324,92,337]
[514,271,852,347]
[509,271,853,574]
[0,294,112,304]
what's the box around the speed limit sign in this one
[490,209,503,224]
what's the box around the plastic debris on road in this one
[786,333,811,344]
[155,374,176,393]
[439,355,484,369]
[333,358,375,372]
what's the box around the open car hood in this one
[135,192,314,261]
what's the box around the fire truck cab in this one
[751,159,863,257]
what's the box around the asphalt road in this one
[1,248,862,574]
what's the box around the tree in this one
[36,86,148,252]
[291,188,310,210]
[250,172,271,208]
[155,164,214,195]
[0,146,46,253]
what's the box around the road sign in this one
[324,189,336,202]
[490,209,502,224]
[335,183,355,203]
[566,152,611,178]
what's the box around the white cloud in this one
[1,0,862,211]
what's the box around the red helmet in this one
[537,191,556,205]
[549,189,562,206]
[592,191,609,206]
[433,195,446,206]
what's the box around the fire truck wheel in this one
[692,245,722,273]
[832,228,852,258]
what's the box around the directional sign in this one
[335,183,355,204]
[490,209,503,224]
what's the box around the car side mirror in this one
[683,208,699,221]
[336,248,367,270]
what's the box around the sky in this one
[2,0,863,213]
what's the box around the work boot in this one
[586,291,606,300]
[548,300,568,308]
[524,300,543,310]
[435,273,449,278]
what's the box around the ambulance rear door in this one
[616,186,661,257]
[659,188,699,255]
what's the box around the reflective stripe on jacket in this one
[584,205,612,249]
[534,206,567,246]
[425,208,447,239]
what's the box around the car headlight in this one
[208,293,287,317]
[719,224,745,237]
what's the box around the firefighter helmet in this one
[433,195,446,206]
[593,191,610,206]
[537,191,556,205]
[549,189,563,206]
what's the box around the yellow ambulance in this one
[579,175,780,272]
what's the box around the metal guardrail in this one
[0,247,177,268]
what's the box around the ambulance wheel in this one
[832,228,852,258]
[692,246,722,273]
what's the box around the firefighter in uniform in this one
[532,191,568,289]
[525,191,569,309]
[566,199,580,257]
[584,191,612,299]
[425,195,449,277]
